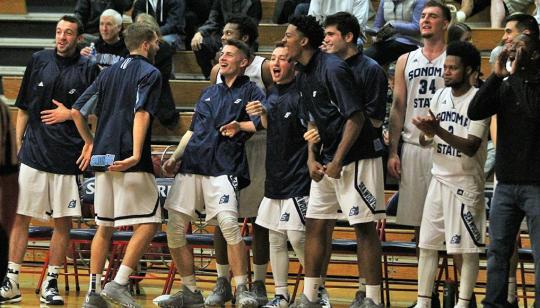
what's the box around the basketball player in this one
[321,12,388,307]
[412,41,487,308]
[282,15,386,308]
[0,16,99,305]
[158,39,264,308]
[207,15,272,306]
[245,43,310,308]
[387,0,450,249]
[72,22,163,308]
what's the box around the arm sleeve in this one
[467,74,503,120]
[245,84,266,127]
[363,63,388,121]
[72,75,101,117]
[326,62,364,119]
[390,0,424,36]
[160,0,185,35]
[373,0,385,29]
[14,56,35,111]
[135,69,163,116]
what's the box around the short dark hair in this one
[225,15,259,48]
[505,13,540,39]
[288,15,324,50]
[423,1,452,22]
[58,15,84,36]
[448,22,471,43]
[124,22,157,52]
[223,38,252,59]
[446,41,481,73]
[323,12,365,44]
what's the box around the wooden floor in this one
[3,265,500,308]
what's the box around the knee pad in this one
[216,211,242,245]
[166,211,190,248]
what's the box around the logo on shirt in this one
[219,194,230,204]
[284,112,291,118]
[205,97,211,102]
[233,99,242,104]
[450,234,461,244]
[280,212,290,222]
[312,91,317,97]
[38,81,44,87]
[68,200,77,208]
[68,88,77,95]
[349,206,360,216]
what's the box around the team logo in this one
[219,194,230,204]
[228,175,239,191]
[233,99,242,104]
[68,200,77,208]
[68,88,77,95]
[457,189,464,196]
[284,112,291,118]
[38,81,44,87]
[205,97,211,102]
[349,206,359,216]
[312,91,317,97]
[450,234,461,244]
[280,213,290,222]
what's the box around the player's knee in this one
[166,211,189,248]
[216,211,242,245]
[288,231,305,252]
[269,231,287,251]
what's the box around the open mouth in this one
[271,66,282,78]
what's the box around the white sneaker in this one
[319,287,331,308]
[263,294,289,308]
[0,276,21,304]
[40,277,64,305]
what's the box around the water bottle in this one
[89,42,97,62]
[443,280,456,308]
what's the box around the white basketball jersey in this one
[217,55,266,92]
[430,87,490,192]
[403,48,446,145]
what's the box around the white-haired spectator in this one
[74,0,133,40]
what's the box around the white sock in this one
[275,286,289,299]
[89,273,102,293]
[303,277,321,302]
[358,278,367,292]
[253,263,268,282]
[417,296,431,308]
[233,274,248,286]
[417,249,438,301]
[113,265,133,286]
[45,265,62,283]
[507,277,517,303]
[182,274,197,292]
[216,263,230,279]
[457,253,479,307]
[366,284,381,305]
[7,262,21,283]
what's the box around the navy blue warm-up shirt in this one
[73,55,162,173]
[180,75,265,190]
[16,49,99,174]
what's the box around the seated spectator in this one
[364,0,426,66]
[184,0,213,49]
[74,0,133,41]
[191,0,262,79]
[273,0,309,23]
[491,0,536,27]
[132,0,186,51]
[81,9,129,69]
[308,0,370,30]
[135,13,179,129]
[448,22,472,43]
[447,0,490,23]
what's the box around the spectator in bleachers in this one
[74,0,133,40]
[135,13,179,129]
[364,0,426,66]
[468,31,540,308]
[273,0,310,24]
[132,0,186,51]
[0,100,18,283]
[81,9,129,69]
[184,0,213,49]
[448,22,473,43]
[0,15,100,305]
[491,0,536,27]
[447,0,490,23]
[309,0,370,31]
[190,0,262,79]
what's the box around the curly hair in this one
[288,14,324,50]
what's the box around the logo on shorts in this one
[450,234,461,244]
[280,212,290,222]
[457,189,464,196]
[349,206,360,216]
[68,200,77,208]
[284,112,291,118]
[228,175,239,191]
[219,194,230,204]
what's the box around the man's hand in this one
[325,160,343,179]
[41,99,71,124]
[303,128,321,144]
[494,47,511,78]
[246,101,266,117]
[80,47,92,57]
[308,159,325,182]
[191,32,204,51]
[412,110,439,137]
[162,157,181,177]
[108,156,140,172]
[387,153,401,179]
[219,121,241,138]
[76,143,93,171]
